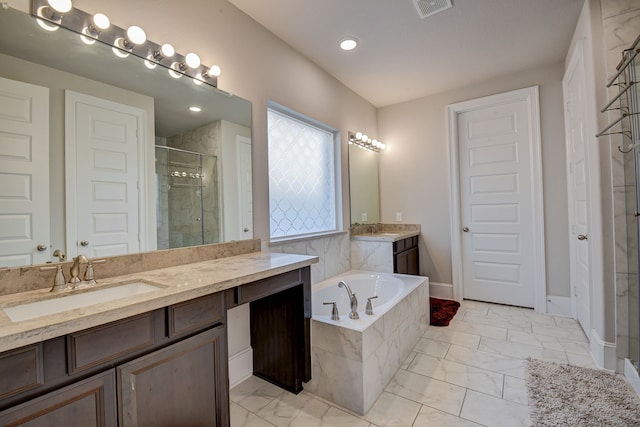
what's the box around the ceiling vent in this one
[413,0,453,19]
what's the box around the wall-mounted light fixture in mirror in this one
[0,4,253,268]
[348,131,384,225]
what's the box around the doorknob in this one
[577,234,588,241]
[80,240,90,246]
[462,227,469,232]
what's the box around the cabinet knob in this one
[80,240,90,246]
[577,234,588,241]
[36,244,48,251]
[462,227,469,232]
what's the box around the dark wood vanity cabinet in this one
[0,293,227,427]
[0,266,312,427]
[394,236,420,275]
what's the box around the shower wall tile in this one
[618,272,630,359]
[603,8,640,76]
[602,0,640,20]
[614,186,630,273]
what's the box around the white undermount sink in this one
[3,281,163,322]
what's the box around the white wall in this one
[377,63,571,298]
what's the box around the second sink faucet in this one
[338,280,359,319]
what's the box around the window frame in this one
[266,101,342,244]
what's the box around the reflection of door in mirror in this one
[0,77,50,267]
[237,136,254,240]
[348,144,381,225]
[66,91,146,259]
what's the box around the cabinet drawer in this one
[67,313,155,375]
[235,270,301,305]
[0,344,44,400]
[168,292,225,337]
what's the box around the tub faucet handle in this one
[323,301,340,321]
[366,296,378,315]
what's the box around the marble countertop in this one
[350,230,420,242]
[0,252,317,353]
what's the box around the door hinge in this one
[566,101,570,113]
[569,163,574,173]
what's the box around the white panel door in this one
[66,92,143,259]
[0,77,49,267]
[564,45,591,333]
[237,136,253,240]
[459,99,536,307]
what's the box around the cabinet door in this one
[117,326,228,427]
[0,370,116,427]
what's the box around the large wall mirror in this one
[0,6,253,268]
[348,144,380,226]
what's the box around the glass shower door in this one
[155,146,219,249]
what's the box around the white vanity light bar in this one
[348,131,385,152]
[30,0,220,88]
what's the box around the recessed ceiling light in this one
[339,37,358,51]
[189,106,202,112]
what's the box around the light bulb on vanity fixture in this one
[36,0,72,30]
[113,25,146,57]
[348,131,385,152]
[170,52,200,79]
[195,65,222,85]
[80,13,110,44]
[153,43,175,61]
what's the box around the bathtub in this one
[305,270,429,415]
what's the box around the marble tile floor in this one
[230,300,597,427]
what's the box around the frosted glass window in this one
[268,106,338,240]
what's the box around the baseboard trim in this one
[545,296,572,316]
[590,329,617,372]
[229,346,253,388]
[430,282,453,299]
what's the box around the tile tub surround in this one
[0,239,261,296]
[350,224,420,272]
[0,250,317,353]
[304,271,429,415]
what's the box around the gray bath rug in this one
[526,358,640,426]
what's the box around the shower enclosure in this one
[155,146,220,249]
[598,34,640,372]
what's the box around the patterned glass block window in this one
[268,106,338,240]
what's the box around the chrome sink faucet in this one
[338,280,359,319]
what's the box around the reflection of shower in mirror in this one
[155,145,219,249]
